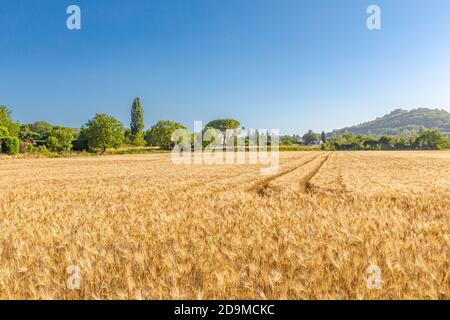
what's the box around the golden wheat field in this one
[0,151,449,300]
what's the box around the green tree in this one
[392,136,412,150]
[130,97,145,145]
[302,130,320,145]
[82,114,125,153]
[45,126,75,153]
[72,128,89,151]
[281,136,294,146]
[2,136,20,155]
[414,129,448,150]
[19,121,54,144]
[379,135,395,150]
[145,120,187,150]
[27,121,53,139]
[363,135,379,150]
[124,128,133,145]
[321,131,327,143]
[0,126,10,139]
[323,131,450,151]
[204,119,240,147]
[0,126,9,153]
[0,106,20,137]
[132,132,146,146]
[0,126,20,155]
[324,134,365,150]
[19,125,40,142]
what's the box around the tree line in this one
[0,99,242,155]
[280,129,450,150]
[322,131,450,150]
[1,100,449,156]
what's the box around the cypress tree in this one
[130,97,144,137]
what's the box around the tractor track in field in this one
[307,152,350,196]
[334,170,348,194]
[251,153,326,196]
[301,153,332,193]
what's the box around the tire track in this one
[251,153,325,196]
[301,153,332,193]
[334,170,348,194]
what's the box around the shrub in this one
[132,132,146,147]
[72,139,89,151]
[46,136,60,152]
[3,136,20,155]
[0,126,10,139]
[35,145,53,157]
[146,120,187,150]
[0,106,20,137]
[45,126,75,153]
[26,143,35,153]
[0,127,19,155]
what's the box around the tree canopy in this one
[19,121,54,142]
[46,126,75,153]
[145,120,187,150]
[324,130,449,151]
[205,119,240,133]
[130,97,145,145]
[302,130,320,145]
[0,126,20,155]
[0,106,20,137]
[205,119,240,147]
[81,114,125,152]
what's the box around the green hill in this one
[329,108,450,137]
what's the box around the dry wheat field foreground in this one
[0,151,449,300]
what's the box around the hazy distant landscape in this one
[329,108,450,137]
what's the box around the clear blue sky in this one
[1,0,450,134]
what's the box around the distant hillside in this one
[329,108,450,137]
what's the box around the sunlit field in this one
[0,151,449,299]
